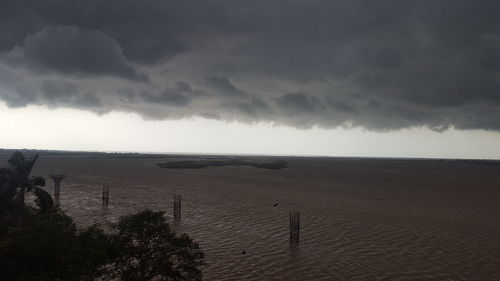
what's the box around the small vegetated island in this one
[157,156,288,170]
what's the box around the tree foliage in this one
[109,209,205,281]
[0,153,205,281]
[0,152,52,226]
[0,208,111,281]
[0,168,17,227]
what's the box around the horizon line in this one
[1,147,500,162]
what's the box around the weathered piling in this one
[50,175,66,205]
[290,211,300,245]
[102,186,110,208]
[173,195,181,222]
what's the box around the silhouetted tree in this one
[109,209,205,281]
[0,208,110,281]
[1,153,205,281]
[0,168,17,228]
[0,152,52,225]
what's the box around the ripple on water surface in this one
[28,157,500,281]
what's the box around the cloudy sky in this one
[1,0,500,158]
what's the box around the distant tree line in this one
[158,158,288,170]
[0,152,205,281]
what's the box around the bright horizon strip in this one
[1,102,500,160]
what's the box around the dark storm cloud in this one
[276,93,325,114]
[1,0,500,131]
[135,81,211,106]
[11,25,146,80]
[222,96,270,118]
[205,76,247,97]
[40,80,102,108]
[326,97,358,115]
[141,91,190,107]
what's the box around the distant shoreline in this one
[1,148,500,165]
[157,157,288,170]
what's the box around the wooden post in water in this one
[290,211,300,245]
[102,186,110,208]
[173,195,181,222]
[50,175,65,205]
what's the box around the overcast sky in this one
[1,0,500,159]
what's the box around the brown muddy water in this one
[3,153,500,280]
